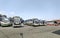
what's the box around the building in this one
[47,19,60,26]
[47,21,55,26]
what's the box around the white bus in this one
[0,17,12,27]
[13,16,23,27]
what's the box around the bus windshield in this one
[2,18,9,22]
[14,18,20,22]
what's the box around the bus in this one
[0,17,12,27]
[13,16,24,27]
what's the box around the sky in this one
[0,0,60,20]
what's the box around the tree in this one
[3,15,7,18]
[42,21,45,25]
[54,21,57,26]
[20,18,24,23]
[8,17,14,23]
[0,14,2,17]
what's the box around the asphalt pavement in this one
[0,25,60,38]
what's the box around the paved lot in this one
[0,25,60,38]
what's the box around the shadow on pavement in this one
[13,26,24,28]
[52,30,60,35]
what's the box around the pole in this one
[20,33,23,38]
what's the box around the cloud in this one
[10,12,15,15]
[0,11,16,17]
[0,11,6,15]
